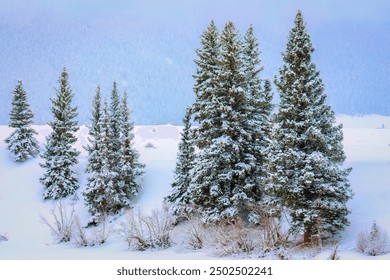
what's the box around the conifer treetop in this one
[5,80,39,162]
[9,80,35,128]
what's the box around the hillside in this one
[1,115,390,259]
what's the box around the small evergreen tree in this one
[5,80,39,162]
[165,107,195,221]
[267,11,353,242]
[40,68,80,200]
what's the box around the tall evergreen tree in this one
[267,11,353,242]
[165,107,195,221]
[84,86,104,218]
[40,68,80,200]
[84,89,144,220]
[109,81,122,155]
[192,20,221,150]
[190,22,255,223]
[108,81,122,195]
[241,25,274,223]
[115,90,144,212]
[85,86,102,176]
[5,80,39,162]
[84,100,117,219]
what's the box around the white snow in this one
[1,115,390,259]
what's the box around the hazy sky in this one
[0,0,389,124]
[1,0,389,27]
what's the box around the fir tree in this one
[192,20,221,150]
[109,81,122,154]
[241,25,274,223]
[190,22,255,223]
[84,100,117,219]
[115,90,144,212]
[108,81,122,195]
[267,11,353,242]
[84,86,104,218]
[165,107,195,222]
[84,89,144,220]
[5,80,39,162]
[85,86,102,176]
[40,68,80,200]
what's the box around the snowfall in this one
[1,115,390,260]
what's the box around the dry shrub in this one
[120,207,173,251]
[73,217,89,247]
[328,242,340,260]
[357,221,389,256]
[247,203,289,250]
[42,200,111,246]
[183,216,205,250]
[73,215,111,247]
[41,200,76,243]
[210,218,258,256]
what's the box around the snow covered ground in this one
[1,115,390,259]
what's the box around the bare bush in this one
[41,200,76,243]
[42,200,111,247]
[357,221,389,256]
[90,215,110,245]
[211,218,258,256]
[120,207,173,251]
[73,217,89,247]
[73,215,111,247]
[328,242,340,260]
[247,203,289,250]
[185,216,205,250]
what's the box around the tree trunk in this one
[304,228,311,243]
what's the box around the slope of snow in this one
[1,115,390,259]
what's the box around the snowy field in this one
[1,115,390,260]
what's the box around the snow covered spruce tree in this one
[5,80,39,162]
[267,11,353,243]
[84,99,117,220]
[116,90,144,212]
[190,22,263,223]
[191,20,220,150]
[40,68,80,200]
[84,86,102,180]
[84,86,144,221]
[83,86,105,219]
[188,20,220,221]
[165,107,195,222]
[108,81,122,190]
[241,25,274,223]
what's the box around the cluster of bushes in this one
[41,200,390,259]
